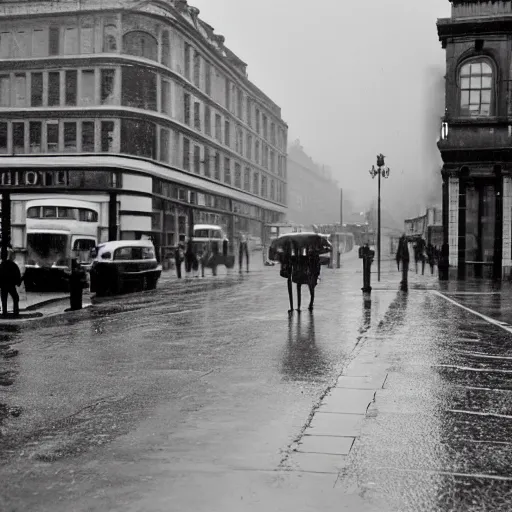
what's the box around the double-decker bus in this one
[24,198,100,291]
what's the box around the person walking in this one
[0,250,22,317]
[185,239,199,278]
[413,237,426,275]
[396,234,410,292]
[174,242,185,279]
[238,233,249,273]
[426,243,436,275]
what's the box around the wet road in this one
[2,254,512,511]
[0,253,399,511]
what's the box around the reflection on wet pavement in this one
[338,289,512,511]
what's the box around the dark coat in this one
[0,260,22,288]
[396,236,410,264]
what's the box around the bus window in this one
[212,230,222,239]
[27,207,40,218]
[73,239,96,251]
[43,206,57,218]
[79,208,98,222]
[194,229,209,238]
[57,207,77,219]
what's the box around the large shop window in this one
[121,119,156,159]
[459,60,493,117]
[123,31,157,61]
[122,67,156,110]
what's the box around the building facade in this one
[437,0,512,279]
[0,0,287,261]
[286,141,340,225]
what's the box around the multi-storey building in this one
[437,0,512,279]
[0,0,287,260]
[286,141,340,225]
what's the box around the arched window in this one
[123,31,158,61]
[459,60,493,117]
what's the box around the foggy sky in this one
[192,0,451,219]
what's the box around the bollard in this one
[359,244,375,293]
[69,259,85,311]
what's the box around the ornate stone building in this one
[0,0,287,260]
[437,0,512,279]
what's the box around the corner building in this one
[437,0,512,279]
[0,0,287,259]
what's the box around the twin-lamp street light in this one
[369,153,390,282]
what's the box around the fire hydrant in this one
[359,244,375,293]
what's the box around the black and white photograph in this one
[0,0,511,510]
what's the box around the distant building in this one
[286,141,340,225]
[437,0,512,279]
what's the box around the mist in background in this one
[192,0,450,220]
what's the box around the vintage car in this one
[89,240,162,297]
[192,224,235,268]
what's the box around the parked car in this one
[89,240,162,297]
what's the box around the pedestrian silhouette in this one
[0,250,21,317]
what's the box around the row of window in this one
[183,91,285,175]
[175,135,285,203]
[152,178,282,224]
[27,206,99,222]
[0,14,286,149]
[0,68,115,108]
[183,41,285,149]
[0,67,284,176]
[0,116,285,204]
[0,119,114,154]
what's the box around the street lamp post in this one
[369,154,390,282]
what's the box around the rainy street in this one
[0,254,512,511]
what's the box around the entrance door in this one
[465,183,496,278]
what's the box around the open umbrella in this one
[268,232,332,262]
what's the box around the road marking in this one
[434,364,512,374]
[432,290,512,334]
[447,409,512,420]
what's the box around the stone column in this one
[1,192,11,261]
[448,176,459,268]
[457,174,467,279]
[502,175,512,277]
